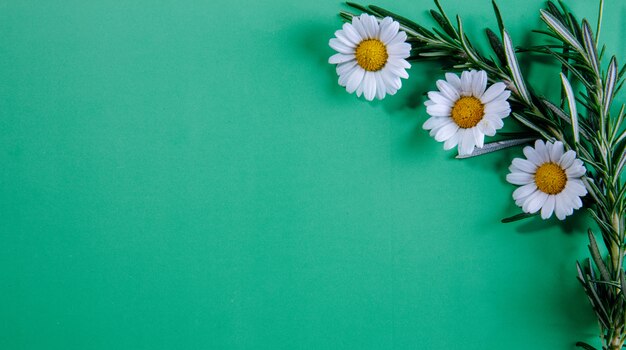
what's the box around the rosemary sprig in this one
[535,2,626,349]
[338,1,626,348]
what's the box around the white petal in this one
[512,158,537,173]
[378,17,393,42]
[423,116,450,130]
[484,100,511,115]
[387,57,410,69]
[541,195,556,219]
[561,189,583,210]
[351,16,368,38]
[524,191,548,214]
[477,119,496,137]
[387,43,411,57]
[566,163,586,178]
[483,115,504,129]
[554,194,569,220]
[443,132,460,150]
[426,104,452,117]
[487,90,511,105]
[515,190,534,207]
[342,23,361,44]
[458,129,476,155]
[329,53,355,64]
[346,68,365,93]
[472,70,488,97]
[374,72,386,100]
[565,179,587,196]
[472,127,484,148]
[559,150,576,169]
[507,172,534,185]
[381,70,401,90]
[338,64,358,86]
[523,145,543,166]
[363,14,379,38]
[480,82,507,104]
[380,18,399,44]
[513,183,537,200]
[549,141,564,162]
[329,38,354,54]
[534,140,549,163]
[335,29,358,46]
[436,80,460,102]
[445,73,462,90]
[435,122,459,142]
[383,64,408,79]
[388,31,407,45]
[460,71,473,95]
[336,60,357,76]
[362,72,376,101]
[427,91,453,106]
[356,80,364,97]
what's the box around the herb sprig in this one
[337,1,626,348]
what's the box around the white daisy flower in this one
[506,140,587,220]
[422,70,511,156]
[328,14,411,101]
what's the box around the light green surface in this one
[1,0,624,349]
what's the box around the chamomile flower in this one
[506,140,587,220]
[328,14,411,101]
[422,70,511,156]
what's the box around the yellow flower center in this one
[355,39,388,72]
[451,96,485,128]
[534,162,567,194]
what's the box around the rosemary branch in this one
[338,1,626,348]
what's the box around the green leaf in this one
[615,153,626,181]
[546,1,566,23]
[560,73,580,143]
[542,100,590,141]
[598,44,606,61]
[502,30,532,105]
[501,212,536,223]
[619,269,626,300]
[575,341,597,350]
[491,0,505,34]
[485,28,505,65]
[587,229,611,282]
[344,2,373,15]
[540,10,585,54]
[618,62,626,81]
[433,0,458,37]
[368,5,430,37]
[512,113,553,140]
[567,13,583,42]
[576,261,587,283]
[586,279,610,328]
[603,57,617,116]
[456,138,534,159]
[542,48,593,91]
[596,0,604,42]
[429,10,456,39]
[581,20,600,76]
[456,16,482,65]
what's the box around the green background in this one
[1,0,624,348]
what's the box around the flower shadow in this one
[290,20,349,100]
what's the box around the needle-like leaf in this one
[503,30,531,105]
[540,10,585,54]
[560,73,580,143]
[456,138,534,159]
